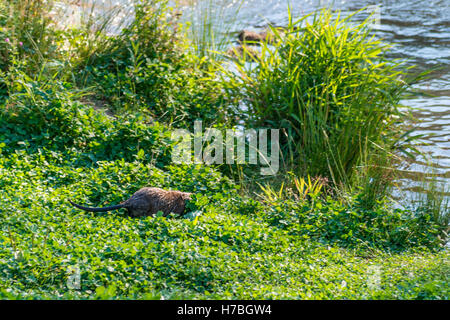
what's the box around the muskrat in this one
[69,187,192,217]
[238,30,268,43]
[238,29,284,44]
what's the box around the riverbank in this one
[0,0,448,299]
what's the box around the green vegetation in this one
[0,0,448,299]
[228,10,417,197]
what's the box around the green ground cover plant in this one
[0,0,448,299]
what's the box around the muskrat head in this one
[182,192,193,201]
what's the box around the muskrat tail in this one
[68,200,124,212]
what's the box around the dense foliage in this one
[0,1,448,299]
[228,10,418,200]
[0,88,448,299]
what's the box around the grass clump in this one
[71,0,237,126]
[229,9,416,202]
[0,0,236,127]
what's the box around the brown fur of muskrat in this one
[69,187,193,217]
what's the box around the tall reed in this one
[227,8,417,202]
[180,0,241,61]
